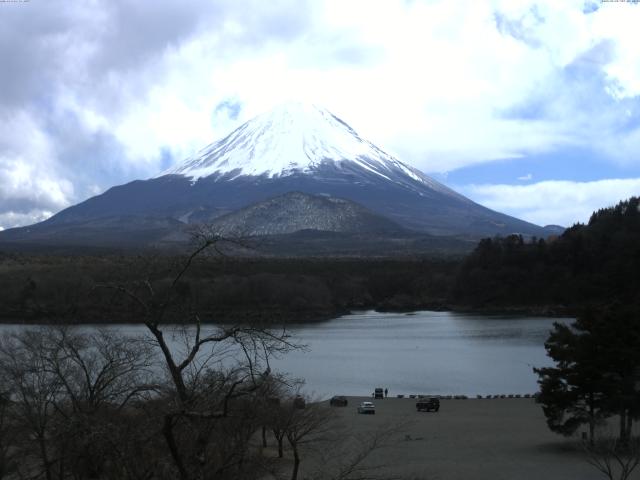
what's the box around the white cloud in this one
[593,2,640,98]
[0,111,74,228]
[91,0,640,174]
[462,178,640,227]
[0,211,54,231]
[1,0,640,228]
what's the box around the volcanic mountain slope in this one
[0,215,184,249]
[207,191,403,237]
[1,102,551,250]
[154,192,475,256]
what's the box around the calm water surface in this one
[0,311,571,399]
[271,310,571,398]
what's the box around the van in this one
[374,388,384,399]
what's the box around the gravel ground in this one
[308,396,634,480]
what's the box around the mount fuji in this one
[0,102,552,252]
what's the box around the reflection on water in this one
[0,310,571,399]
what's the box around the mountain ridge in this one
[206,191,404,237]
[162,102,456,194]
[0,102,555,251]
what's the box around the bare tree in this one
[100,235,299,480]
[41,327,157,414]
[259,376,303,459]
[0,390,17,479]
[308,421,405,480]
[0,330,63,480]
[584,436,640,480]
[271,403,288,459]
[0,327,160,480]
[43,327,158,479]
[0,236,305,480]
[280,399,334,480]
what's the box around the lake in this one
[271,310,570,398]
[0,310,571,399]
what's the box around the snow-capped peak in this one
[161,101,458,197]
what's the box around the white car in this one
[357,401,376,414]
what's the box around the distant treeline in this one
[2,196,639,324]
[453,196,640,312]
[0,254,457,324]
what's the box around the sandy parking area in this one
[312,396,629,480]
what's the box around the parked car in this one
[357,401,376,414]
[374,388,384,399]
[416,397,440,412]
[330,395,348,407]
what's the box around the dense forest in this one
[453,196,640,313]
[0,254,457,324]
[1,196,639,324]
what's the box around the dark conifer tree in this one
[535,305,640,444]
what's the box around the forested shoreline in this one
[0,254,458,324]
[453,197,640,313]
[1,196,639,325]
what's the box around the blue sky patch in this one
[444,146,640,187]
[214,99,242,121]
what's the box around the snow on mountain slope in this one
[1,101,548,245]
[162,102,460,198]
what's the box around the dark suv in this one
[329,395,348,407]
[416,397,440,412]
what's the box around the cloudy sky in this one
[1,0,640,230]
